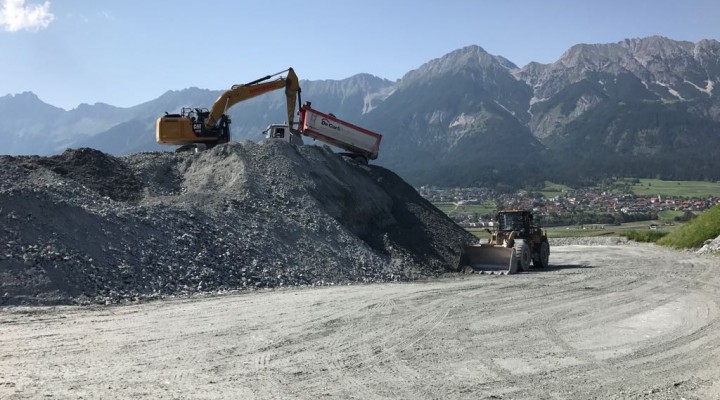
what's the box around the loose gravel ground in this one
[0,142,474,305]
[2,243,719,399]
[2,143,720,398]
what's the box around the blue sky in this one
[1,0,719,110]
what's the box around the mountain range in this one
[2,36,719,187]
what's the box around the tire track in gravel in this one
[323,296,406,400]
[287,290,461,399]
[320,293,455,399]
[445,245,720,398]
[256,291,395,399]
[612,303,720,366]
[534,258,709,369]
[517,248,720,398]
[353,296,455,371]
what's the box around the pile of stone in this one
[697,236,720,255]
[0,142,474,305]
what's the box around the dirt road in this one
[2,244,719,399]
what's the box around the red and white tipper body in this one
[264,102,382,161]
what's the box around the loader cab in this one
[497,211,531,234]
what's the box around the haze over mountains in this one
[2,36,719,187]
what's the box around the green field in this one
[429,179,717,242]
[536,179,720,199]
[657,210,684,220]
[433,201,497,217]
[630,179,720,197]
[658,205,720,248]
[544,221,679,238]
[467,221,680,240]
[538,181,572,198]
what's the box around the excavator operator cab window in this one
[197,109,210,122]
[272,127,285,139]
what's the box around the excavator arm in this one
[206,68,300,130]
[156,68,300,149]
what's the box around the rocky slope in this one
[698,236,720,255]
[0,142,474,305]
[360,45,544,187]
[515,36,720,182]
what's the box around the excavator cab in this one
[156,107,230,152]
[185,108,216,136]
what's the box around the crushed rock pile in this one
[0,142,475,305]
[697,235,720,255]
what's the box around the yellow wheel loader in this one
[459,210,550,274]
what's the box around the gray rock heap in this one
[0,141,474,305]
[698,236,720,255]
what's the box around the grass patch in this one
[657,210,684,221]
[539,181,572,198]
[543,221,680,238]
[630,179,720,198]
[433,201,496,216]
[467,220,685,240]
[467,228,491,240]
[620,230,668,243]
[544,226,615,238]
[657,205,720,249]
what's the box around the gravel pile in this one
[697,236,720,255]
[0,142,475,305]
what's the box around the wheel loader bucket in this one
[460,244,517,275]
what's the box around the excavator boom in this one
[156,68,300,149]
[206,68,300,130]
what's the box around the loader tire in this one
[514,239,531,272]
[533,241,550,269]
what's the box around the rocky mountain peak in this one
[1,91,44,106]
[618,35,694,57]
[519,36,719,102]
[557,42,623,69]
[302,73,393,99]
[399,45,518,86]
[0,91,64,120]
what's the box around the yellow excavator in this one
[156,68,301,151]
[460,210,550,274]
